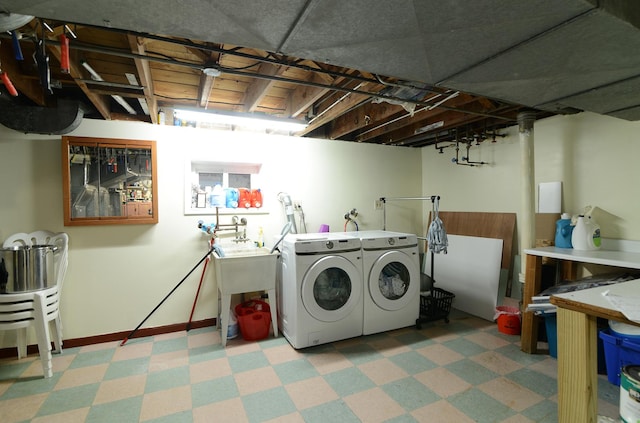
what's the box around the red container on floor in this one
[235,300,271,341]
[495,306,521,335]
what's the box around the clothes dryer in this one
[347,230,420,335]
[277,233,363,349]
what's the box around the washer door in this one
[369,250,418,311]
[301,255,362,322]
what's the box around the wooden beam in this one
[521,254,542,354]
[328,101,405,140]
[198,73,216,108]
[355,93,480,142]
[288,72,331,118]
[242,62,283,112]
[287,60,337,117]
[185,42,223,108]
[45,41,112,119]
[299,81,374,135]
[127,35,157,122]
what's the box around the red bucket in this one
[495,306,521,335]
[235,300,271,341]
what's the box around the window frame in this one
[184,160,266,215]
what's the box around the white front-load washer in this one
[277,232,363,349]
[347,230,420,335]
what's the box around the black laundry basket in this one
[417,287,455,328]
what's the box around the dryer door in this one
[368,250,419,311]
[301,255,362,322]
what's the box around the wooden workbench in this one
[520,246,640,354]
[519,247,640,422]
[550,278,640,422]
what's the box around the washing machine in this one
[277,232,363,349]
[347,230,420,335]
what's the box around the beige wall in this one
[422,112,640,254]
[0,119,422,344]
[1,110,637,345]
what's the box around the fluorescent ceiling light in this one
[125,73,149,115]
[174,108,308,132]
[81,60,136,115]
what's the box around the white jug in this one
[572,215,601,251]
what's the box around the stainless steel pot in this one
[0,244,57,293]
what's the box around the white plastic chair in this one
[1,231,69,378]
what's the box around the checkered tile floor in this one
[0,309,620,422]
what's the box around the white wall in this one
[0,119,422,344]
[422,111,640,255]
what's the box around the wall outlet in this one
[374,199,384,210]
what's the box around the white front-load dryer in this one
[347,230,420,335]
[277,233,363,349]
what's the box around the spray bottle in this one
[257,227,264,248]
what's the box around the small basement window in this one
[184,160,264,215]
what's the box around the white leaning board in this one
[424,234,503,321]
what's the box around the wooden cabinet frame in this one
[62,136,158,226]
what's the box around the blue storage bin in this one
[543,313,557,358]
[599,329,640,386]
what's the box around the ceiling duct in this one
[0,99,84,134]
[372,82,431,115]
[0,12,33,32]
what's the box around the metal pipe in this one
[380,196,439,201]
[356,105,430,139]
[81,60,136,114]
[0,22,423,93]
[77,78,144,90]
[309,82,365,124]
[463,142,487,166]
[380,195,440,232]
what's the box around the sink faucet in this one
[232,217,249,242]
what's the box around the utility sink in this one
[212,245,279,346]
[218,246,274,258]
[213,246,278,293]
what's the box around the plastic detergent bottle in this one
[251,189,263,208]
[554,213,573,248]
[225,188,239,208]
[238,188,251,208]
[210,184,225,207]
[572,215,602,250]
[587,216,602,249]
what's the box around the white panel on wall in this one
[538,181,562,213]
[424,234,503,321]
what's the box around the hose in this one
[270,221,292,254]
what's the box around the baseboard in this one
[0,318,217,359]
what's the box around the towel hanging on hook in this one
[427,196,448,254]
